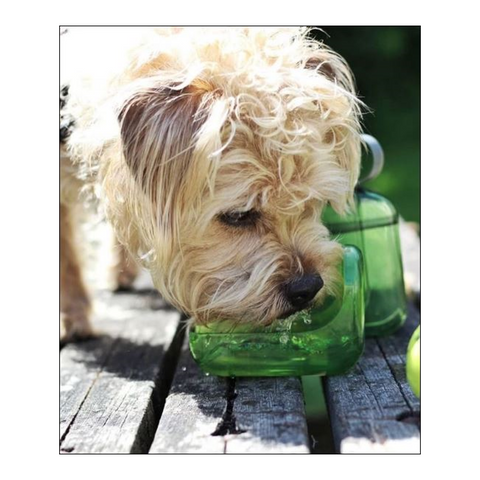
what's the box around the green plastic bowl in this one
[189,246,365,377]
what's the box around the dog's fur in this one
[60,27,362,341]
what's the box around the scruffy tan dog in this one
[60,27,362,341]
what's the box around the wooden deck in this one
[60,293,420,453]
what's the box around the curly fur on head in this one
[61,27,363,326]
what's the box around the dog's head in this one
[105,27,362,325]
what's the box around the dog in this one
[60,27,362,341]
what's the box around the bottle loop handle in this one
[359,134,384,184]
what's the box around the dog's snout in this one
[284,274,324,309]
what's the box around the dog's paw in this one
[60,308,96,345]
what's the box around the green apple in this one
[406,326,420,397]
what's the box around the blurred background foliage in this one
[312,27,420,223]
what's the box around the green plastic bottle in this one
[322,188,407,336]
[189,245,365,377]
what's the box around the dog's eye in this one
[219,210,259,227]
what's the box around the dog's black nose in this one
[285,274,324,309]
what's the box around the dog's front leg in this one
[60,203,94,342]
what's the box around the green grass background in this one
[312,26,420,223]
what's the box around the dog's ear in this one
[119,84,207,196]
[117,81,228,241]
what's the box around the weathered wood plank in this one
[336,419,420,453]
[149,341,227,453]
[234,377,307,414]
[225,412,309,453]
[226,377,309,453]
[60,290,181,453]
[323,303,420,453]
[150,342,310,453]
[60,334,117,442]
